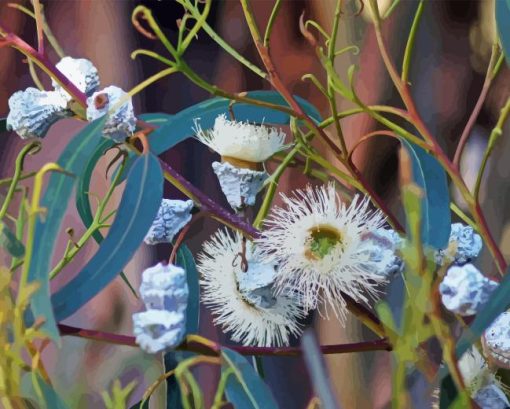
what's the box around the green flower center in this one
[306,225,343,260]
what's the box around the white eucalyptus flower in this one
[144,199,194,245]
[436,223,483,266]
[483,311,510,370]
[132,309,186,354]
[458,347,510,408]
[6,88,68,139]
[212,161,268,210]
[439,264,497,316]
[198,229,303,347]
[256,183,391,319]
[139,262,188,312]
[53,56,100,100]
[86,86,137,142]
[194,114,286,164]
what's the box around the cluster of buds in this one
[7,56,136,142]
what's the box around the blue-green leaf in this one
[0,222,25,257]
[496,0,510,66]
[439,374,457,409]
[400,139,450,249]
[301,331,340,409]
[119,92,322,181]
[51,152,163,320]
[28,118,106,341]
[74,137,137,297]
[22,374,70,409]
[221,348,279,409]
[0,118,6,133]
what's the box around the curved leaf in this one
[221,348,279,409]
[28,118,106,341]
[51,152,163,320]
[496,0,510,66]
[118,92,322,182]
[400,139,450,249]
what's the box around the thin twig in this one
[57,323,391,356]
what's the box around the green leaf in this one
[496,0,510,66]
[22,374,70,409]
[0,221,25,257]
[51,152,163,320]
[0,118,6,133]
[27,118,106,341]
[400,139,451,249]
[439,374,458,409]
[118,91,322,181]
[221,348,279,409]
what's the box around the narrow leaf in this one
[221,348,279,409]
[51,153,163,320]
[496,0,510,66]
[0,117,6,133]
[28,118,106,341]
[0,222,25,257]
[301,330,341,409]
[400,139,450,249]
[75,137,137,296]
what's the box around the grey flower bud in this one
[483,311,510,369]
[53,56,100,100]
[144,199,194,245]
[212,161,268,210]
[439,264,497,316]
[132,310,186,354]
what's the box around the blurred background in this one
[0,0,508,408]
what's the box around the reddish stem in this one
[57,324,391,356]
[0,25,87,107]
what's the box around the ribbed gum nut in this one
[221,155,262,171]
[132,310,186,354]
[144,199,194,245]
[6,88,69,139]
[139,262,189,312]
[212,161,268,210]
[439,264,497,316]
[483,312,510,369]
[236,257,277,309]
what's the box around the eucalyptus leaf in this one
[221,348,279,409]
[0,117,6,133]
[28,117,106,341]
[0,222,25,258]
[22,374,70,409]
[496,0,510,66]
[74,137,137,296]
[51,152,163,320]
[400,139,450,249]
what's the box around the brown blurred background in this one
[1,0,509,408]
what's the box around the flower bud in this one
[53,56,100,101]
[144,199,194,245]
[6,88,68,139]
[86,86,137,142]
[132,310,186,354]
[483,311,510,369]
[439,264,497,316]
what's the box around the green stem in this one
[18,164,69,300]
[179,0,212,52]
[401,1,424,84]
[0,142,41,221]
[254,145,300,228]
[263,0,283,49]
[474,96,510,201]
